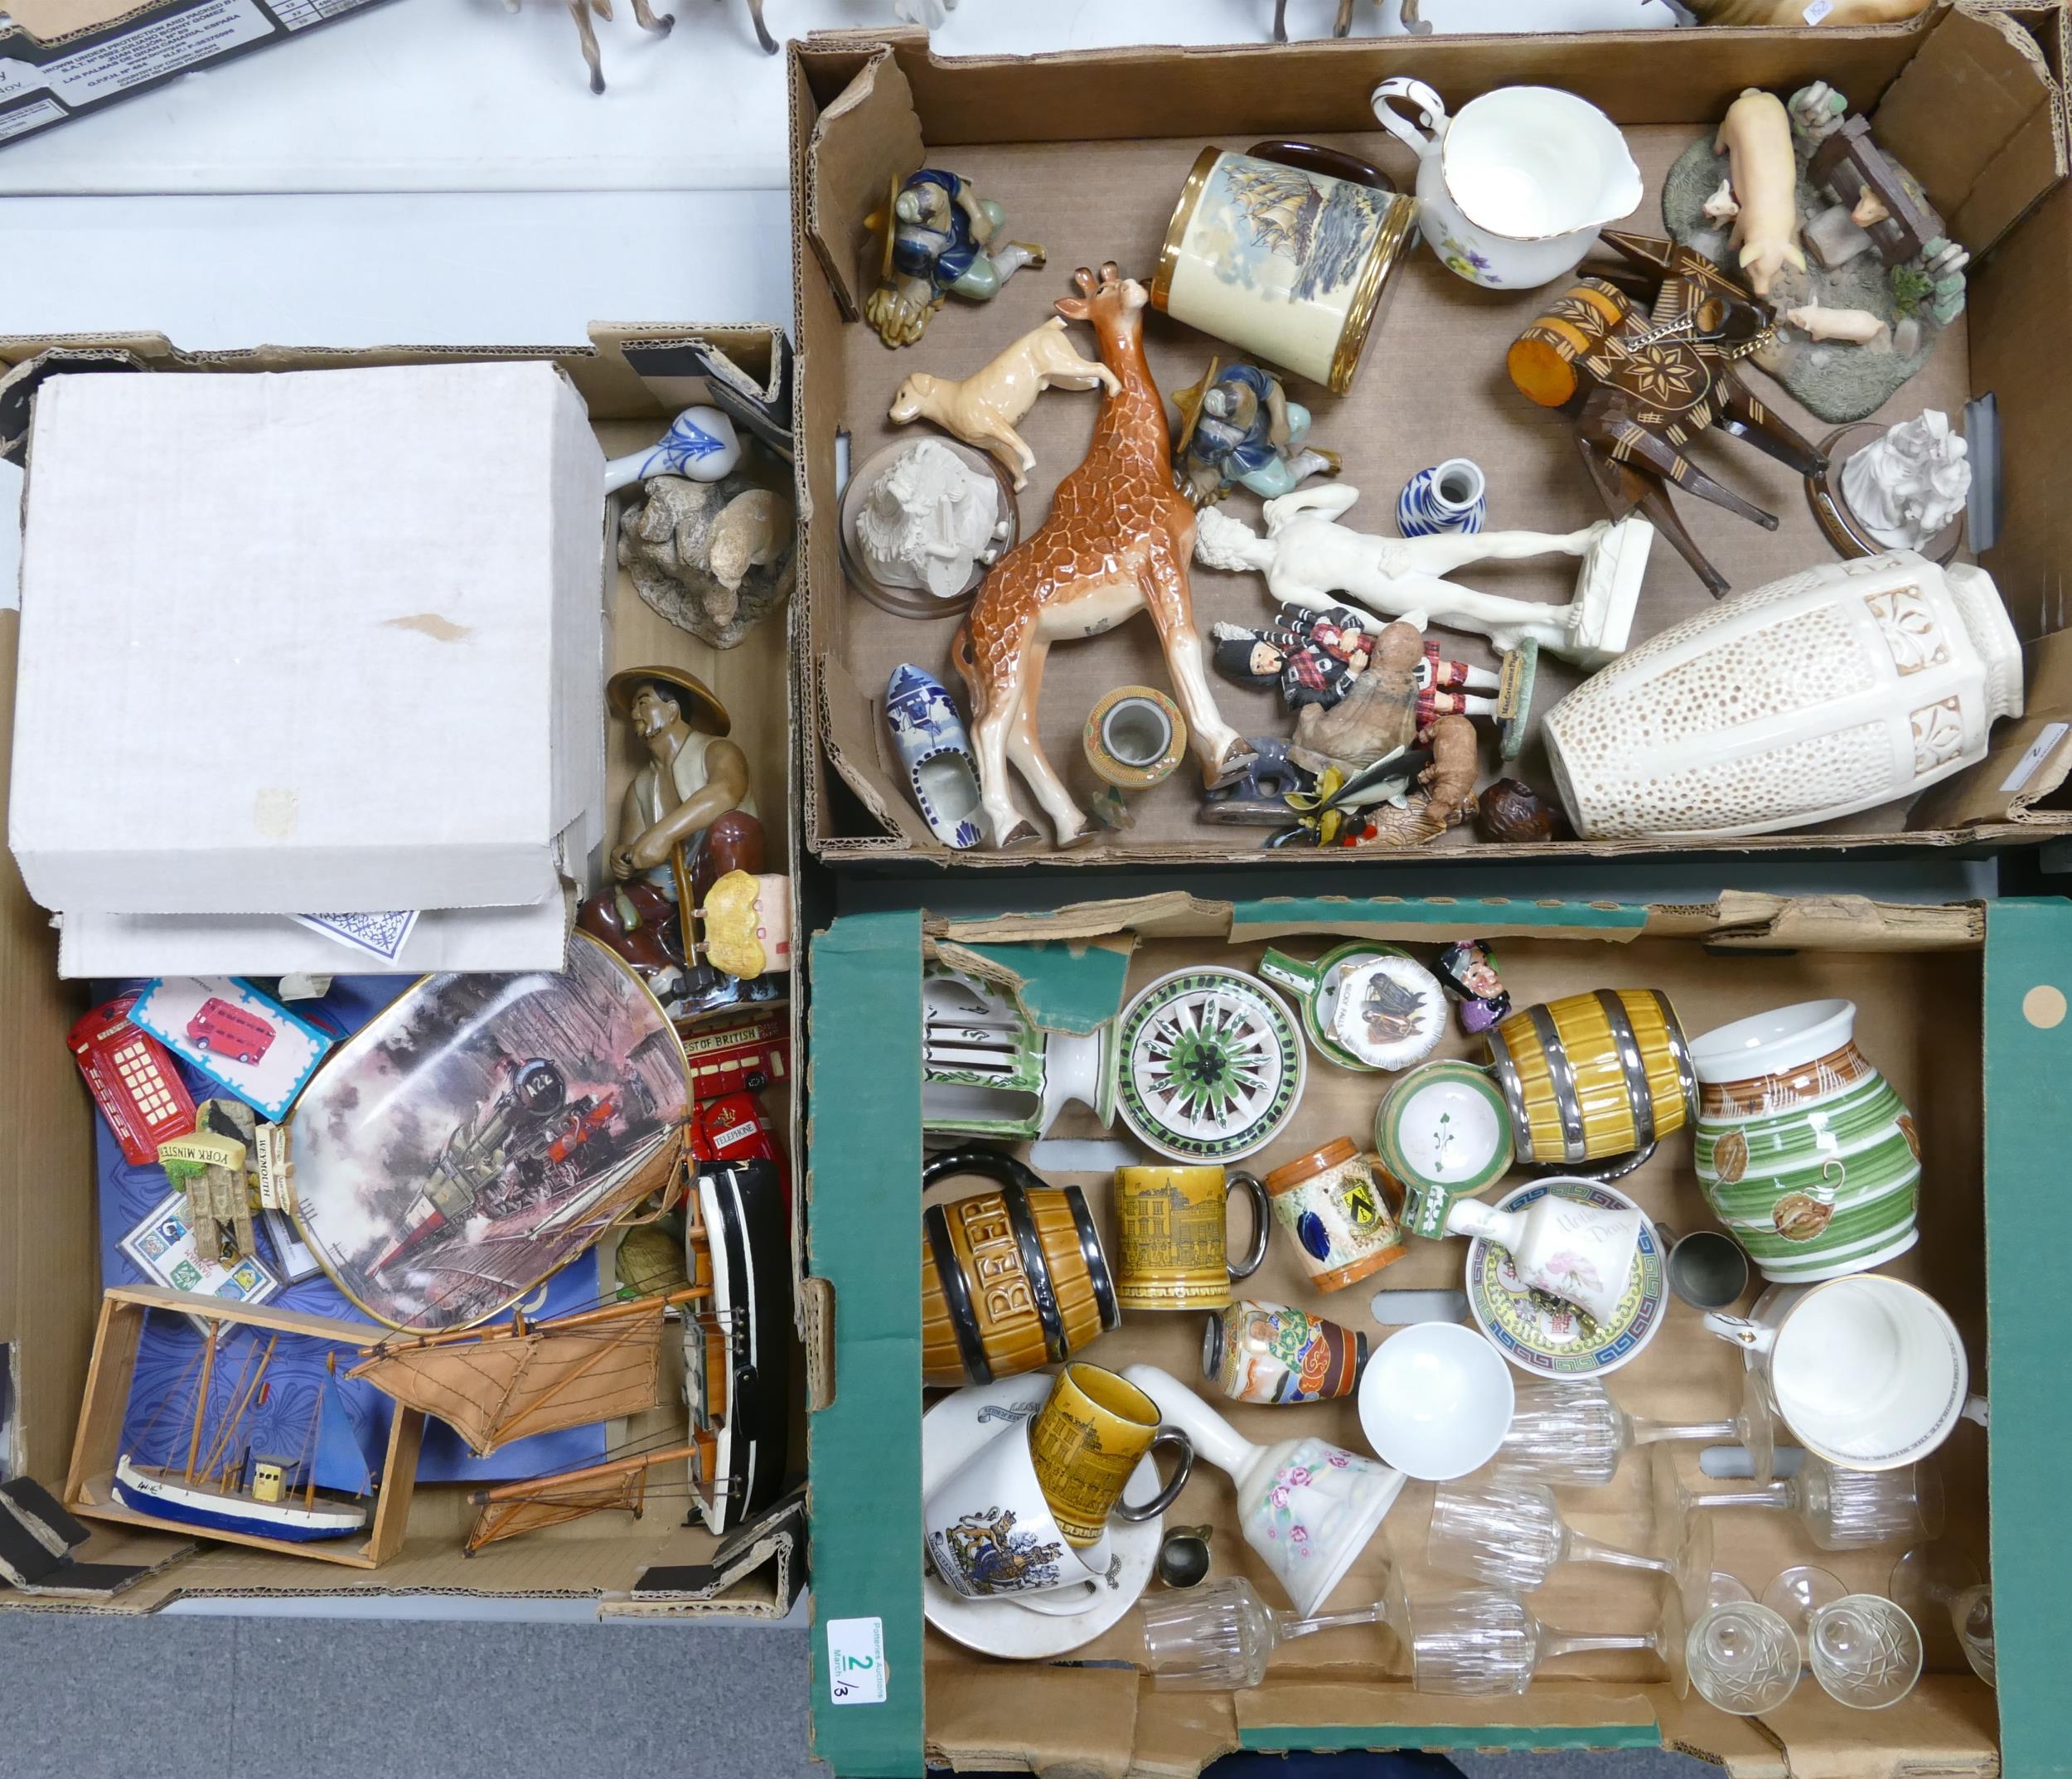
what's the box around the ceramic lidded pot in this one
[1689,999,1921,1283]
[921,1148,1121,1389]
[1542,552,2025,841]
[1123,1363,1407,1616]
[1263,1138,1409,1292]
[1152,141,1417,394]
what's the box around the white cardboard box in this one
[8,360,605,915]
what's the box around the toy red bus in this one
[186,997,277,1065]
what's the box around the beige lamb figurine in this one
[1715,88,1806,298]
[888,318,1120,491]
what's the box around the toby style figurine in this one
[579,665,779,1022]
[1171,360,1339,505]
[864,168,1047,348]
[1434,938,1511,1035]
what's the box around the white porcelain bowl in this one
[1358,1322,1516,1481]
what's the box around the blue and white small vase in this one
[603,405,742,493]
[1397,458,1487,537]
[885,664,985,850]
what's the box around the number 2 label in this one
[826,1616,887,1705]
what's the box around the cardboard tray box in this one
[804,889,2068,1776]
[789,13,2072,870]
[0,323,806,1618]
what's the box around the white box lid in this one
[9,361,605,915]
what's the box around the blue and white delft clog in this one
[885,665,985,849]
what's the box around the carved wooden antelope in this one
[951,264,1251,847]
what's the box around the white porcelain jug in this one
[1371,79,1642,291]
[1123,1363,1405,1616]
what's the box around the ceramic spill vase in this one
[921,1148,1121,1389]
[1113,1165,1271,1311]
[1028,1362,1193,1546]
[1203,1300,1368,1405]
[1689,999,1921,1282]
[1542,554,2025,841]
[1369,79,1642,290]
[1262,1137,1409,1293]
[921,965,1116,1141]
[1122,1364,1407,1616]
[1152,140,1417,394]
[1484,988,1696,1180]
[1397,458,1488,537]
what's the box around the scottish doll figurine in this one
[1171,360,1339,505]
[864,168,1047,347]
[1212,604,1372,710]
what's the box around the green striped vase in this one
[1692,1059,1920,1284]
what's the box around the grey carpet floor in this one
[0,1616,1719,1779]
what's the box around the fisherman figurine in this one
[864,168,1047,348]
[1171,360,1340,505]
[578,665,779,1024]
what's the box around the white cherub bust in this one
[1839,410,1971,553]
[1192,484,1654,669]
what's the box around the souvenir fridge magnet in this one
[119,1190,281,1316]
[888,318,1118,492]
[1116,967,1305,1164]
[864,168,1046,348]
[283,932,690,1332]
[130,977,332,1122]
[69,992,196,1166]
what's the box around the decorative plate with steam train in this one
[1116,967,1306,1163]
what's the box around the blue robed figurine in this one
[864,168,1046,348]
[1170,359,1341,507]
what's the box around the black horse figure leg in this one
[1577,439,1733,599]
[1713,372,1829,477]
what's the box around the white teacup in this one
[1702,1277,1968,1471]
[923,1417,1116,1615]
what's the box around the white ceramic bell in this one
[1542,551,2023,840]
[1123,1364,1406,1616]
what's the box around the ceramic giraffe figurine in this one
[951,264,1252,848]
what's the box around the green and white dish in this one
[1258,943,1443,1073]
[1375,1059,1515,1238]
[1117,967,1306,1164]
[1463,1177,1666,1378]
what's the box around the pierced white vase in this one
[1542,552,2023,841]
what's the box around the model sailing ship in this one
[351,1156,791,1553]
[114,1326,372,1543]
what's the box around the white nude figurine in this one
[1191,485,1653,669]
[888,318,1120,491]
[1839,409,1970,551]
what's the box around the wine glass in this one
[1488,1373,1781,1489]
[1651,1446,1943,1552]
[1404,1583,1793,1714]
[1139,1573,1402,1690]
[1426,1477,1715,1617]
[1763,1567,1924,1710]
[1890,1542,1995,1688]
[1682,1598,1803,1716]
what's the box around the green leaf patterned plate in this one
[1116,967,1307,1163]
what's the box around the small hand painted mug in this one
[1028,1362,1193,1547]
[1113,1164,1270,1311]
[1262,1137,1409,1292]
[1203,1300,1368,1405]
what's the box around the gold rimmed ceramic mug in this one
[1113,1164,1270,1311]
[1029,1362,1193,1547]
